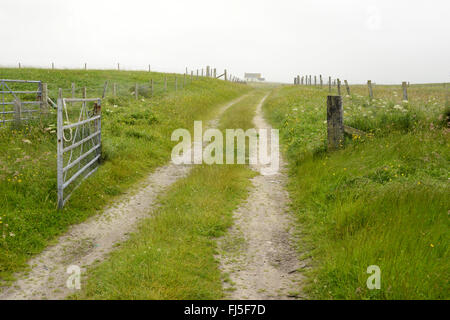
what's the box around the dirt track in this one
[218,94,306,300]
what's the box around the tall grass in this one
[263,85,449,299]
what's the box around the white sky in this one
[1,0,449,84]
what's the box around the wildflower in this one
[9,232,15,237]
[430,244,434,248]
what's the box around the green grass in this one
[0,67,208,100]
[76,90,268,299]
[0,68,250,284]
[263,85,449,299]
[77,164,255,300]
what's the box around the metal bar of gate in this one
[0,101,41,105]
[0,91,40,94]
[63,154,101,189]
[63,144,101,173]
[63,131,100,153]
[63,115,101,130]
[0,79,41,83]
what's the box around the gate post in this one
[13,98,22,129]
[102,81,108,99]
[368,80,373,99]
[57,89,64,209]
[327,95,344,151]
[41,83,49,113]
[402,81,408,101]
[344,80,351,95]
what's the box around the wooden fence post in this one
[71,83,76,99]
[41,83,48,113]
[135,83,138,99]
[18,62,21,69]
[402,81,408,101]
[320,75,323,88]
[13,98,22,128]
[368,80,373,99]
[206,66,210,77]
[201,68,204,77]
[314,75,317,86]
[224,69,227,81]
[102,81,108,99]
[328,76,332,93]
[214,68,217,78]
[344,80,350,95]
[52,62,54,70]
[337,79,341,96]
[117,63,120,71]
[196,69,199,79]
[327,95,344,151]
[84,63,87,70]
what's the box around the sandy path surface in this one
[0,95,246,300]
[218,93,306,300]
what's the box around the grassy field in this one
[0,67,205,100]
[0,68,250,284]
[263,84,449,299]
[76,90,268,299]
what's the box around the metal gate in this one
[0,79,45,126]
[57,90,102,209]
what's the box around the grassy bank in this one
[263,85,449,299]
[0,68,250,283]
[0,67,211,99]
[77,90,268,299]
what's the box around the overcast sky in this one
[1,0,449,84]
